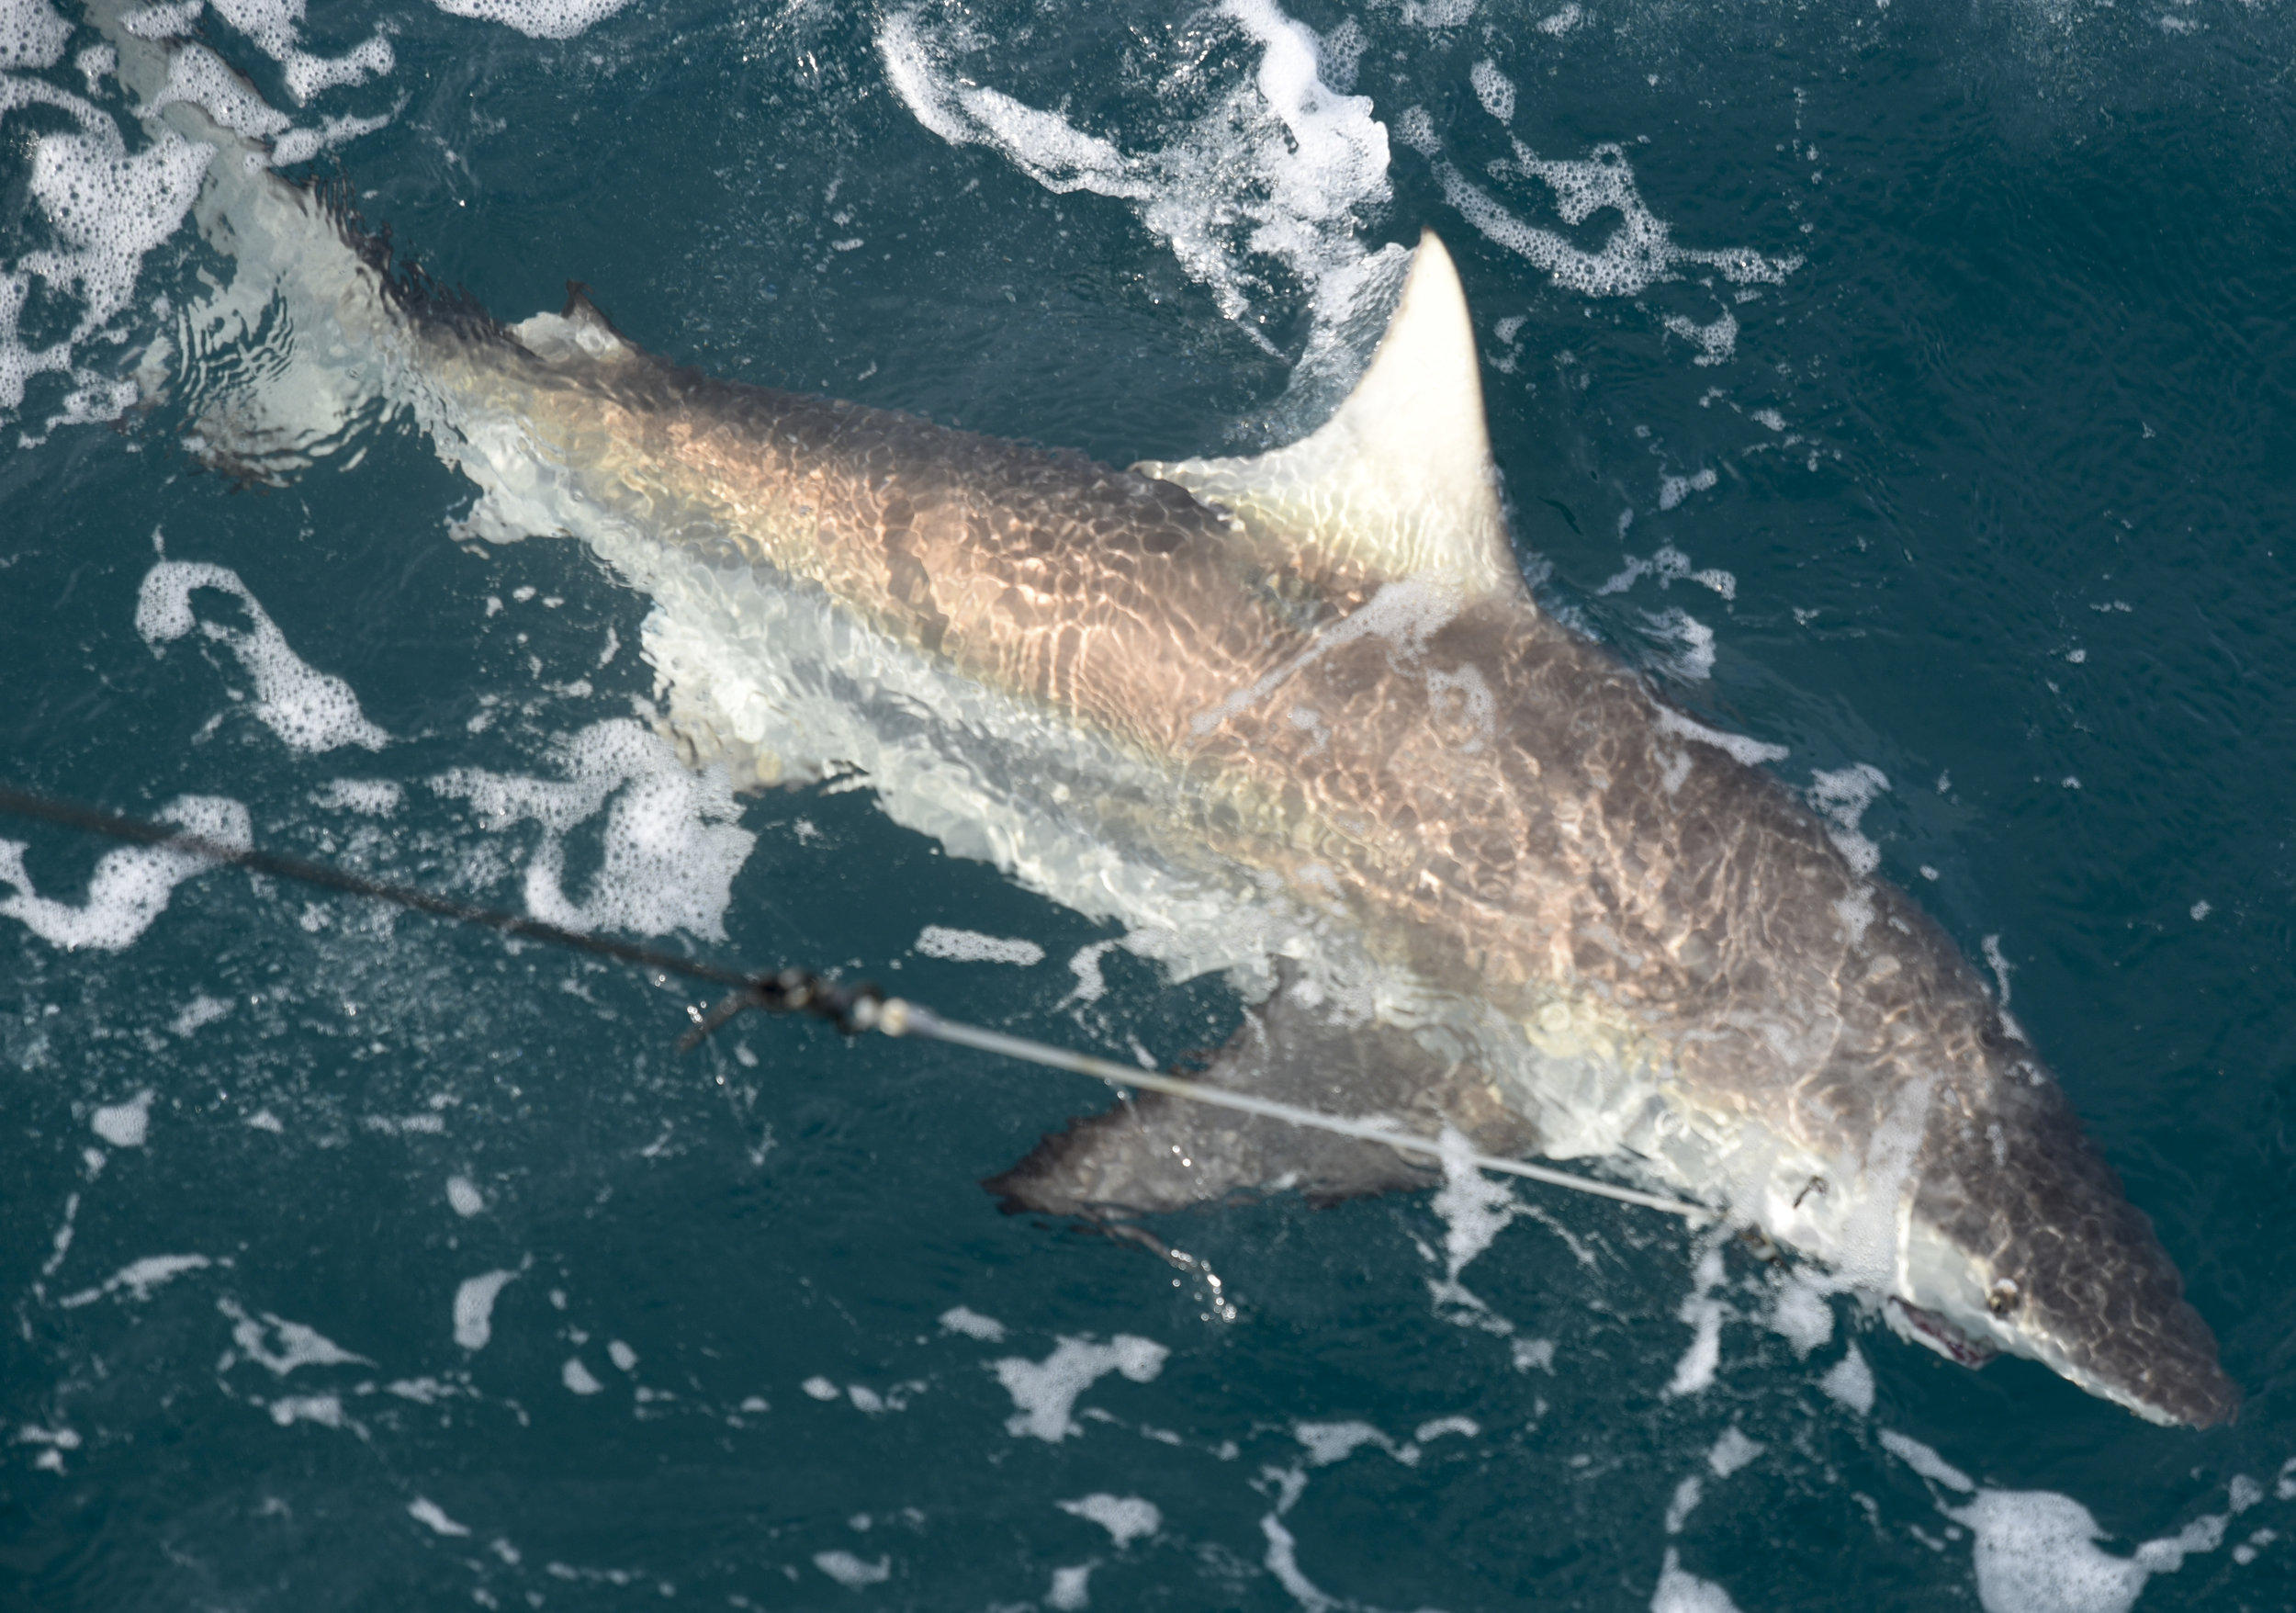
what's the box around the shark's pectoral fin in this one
[1132,231,1524,605]
[985,967,1537,1219]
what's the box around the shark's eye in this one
[1986,1278,2021,1317]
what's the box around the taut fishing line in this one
[0,783,1710,1222]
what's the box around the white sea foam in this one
[91,1090,152,1146]
[1653,708,1787,769]
[1706,1427,1764,1479]
[1878,1428,1974,1492]
[138,561,389,753]
[1058,1494,1162,1548]
[1947,1489,2225,1613]
[1652,1550,1745,1613]
[2,0,71,68]
[1766,1269,1836,1355]
[445,1175,485,1217]
[427,0,636,40]
[266,1393,344,1428]
[882,0,1402,420]
[1663,310,1739,367]
[1664,1246,1728,1396]
[1046,1563,1092,1609]
[914,925,1044,966]
[1642,608,1717,682]
[0,793,250,952]
[408,1497,472,1537]
[219,1299,371,1375]
[1664,1475,1703,1534]
[938,1304,1007,1342]
[993,1335,1168,1442]
[1396,119,1800,302]
[1658,468,1721,511]
[561,1356,603,1394]
[0,73,210,417]
[1597,543,1736,602]
[169,992,233,1034]
[452,1269,518,1350]
[1807,763,1890,879]
[1427,1124,1515,1309]
[310,779,402,816]
[432,719,754,941]
[58,1252,210,1307]
[1818,1343,1875,1415]
[1469,59,1515,122]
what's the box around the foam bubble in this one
[1058,1494,1162,1548]
[452,1269,518,1351]
[408,1497,471,1538]
[0,77,211,415]
[266,1393,344,1428]
[914,925,1045,966]
[561,1356,602,1394]
[310,778,402,816]
[1642,608,1717,682]
[813,1551,891,1589]
[1428,1124,1515,1306]
[169,992,233,1034]
[1664,1246,1728,1397]
[220,1299,371,1375]
[1818,1343,1875,1415]
[0,793,250,952]
[882,0,1401,422]
[1663,310,1739,367]
[1947,1490,2226,1613]
[1878,1429,1974,1492]
[1295,1419,1398,1466]
[1653,1550,1745,1613]
[91,1090,152,1147]
[1398,126,1799,304]
[146,41,290,138]
[138,561,389,753]
[1,0,71,69]
[58,1251,210,1307]
[427,0,634,39]
[1706,1427,1764,1479]
[1807,763,1891,878]
[1665,1476,1704,1534]
[993,1335,1169,1442]
[938,1305,1007,1342]
[1046,1564,1092,1610]
[1653,708,1787,769]
[1659,468,1722,511]
[445,1175,484,1217]
[1469,59,1514,122]
[433,719,754,941]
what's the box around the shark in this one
[92,4,2236,1428]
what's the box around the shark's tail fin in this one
[91,0,406,482]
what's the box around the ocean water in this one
[4,0,2295,1607]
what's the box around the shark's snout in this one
[1909,1056,2237,1428]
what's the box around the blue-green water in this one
[4,0,2295,1607]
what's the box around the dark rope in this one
[0,783,879,1043]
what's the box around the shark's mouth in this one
[1885,1297,2000,1368]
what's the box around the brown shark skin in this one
[419,299,2234,1428]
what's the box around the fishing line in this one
[0,783,1712,1223]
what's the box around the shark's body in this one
[104,8,2235,1427]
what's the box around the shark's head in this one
[1896,1044,2238,1427]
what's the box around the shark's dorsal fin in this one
[509,282,638,367]
[1135,231,1522,603]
